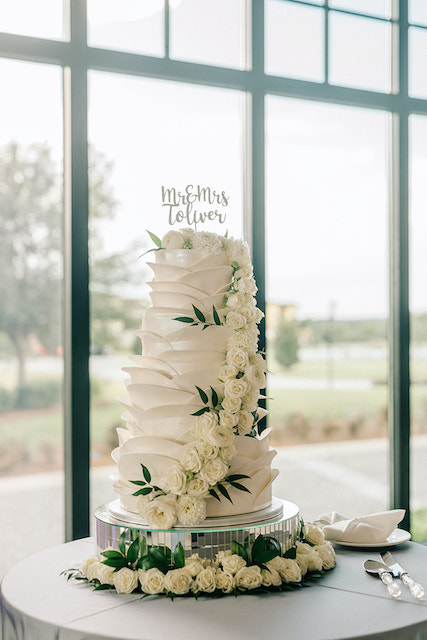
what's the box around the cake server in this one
[380,551,424,599]
[363,560,401,597]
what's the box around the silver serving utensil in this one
[381,551,424,599]
[364,560,402,597]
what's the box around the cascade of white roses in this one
[137,229,267,529]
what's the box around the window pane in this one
[0,0,65,40]
[329,0,391,19]
[409,27,427,99]
[0,59,63,579]
[409,0,427,27]
[87,0,164,57]
[88,72,244,517]
[409,115,427,543]
[329,12,391,92]
[265,1,324,82]
[170,0,245,69]
[266,97,389,519]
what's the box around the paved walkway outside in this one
[1,436,426,581]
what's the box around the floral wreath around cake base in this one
[63,523,335,597]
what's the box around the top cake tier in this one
[112,229,278,529]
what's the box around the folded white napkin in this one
[317,509,405,544]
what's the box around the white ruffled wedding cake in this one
[111,228,278,529]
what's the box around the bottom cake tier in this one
[95,497,301,561]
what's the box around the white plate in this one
[332,528,411,549]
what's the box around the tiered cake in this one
[109,228,279,529]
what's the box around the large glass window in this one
[266,97,389,519]
[0,59,63,578]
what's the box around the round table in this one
[1,538,427,640]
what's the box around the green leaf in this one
[132,487,153,497]
[129,480,147,486]
[283,546,297,559]
[226,474,250,482]
[229,481,251,493]
[138,554,156,571]
[192,305,206,323]
[195,386,209,405]
[149,548,170,572]
[210,386,219,408]
[217,483,233,504]
[212,305,221,325]
[127,537,140,565]
[231,541,248,562]
[209,488,221,502]
[173,542,185,569]
[251,535,281,565]
[119,531,126,556]
[140,536,147,558]
[101,550,125,559]
[141,464,152,483]
[191,407,210,417]
[173,316,195,323]
[102,557,128,569]
[93,583,113,591]
[147,230,162,248]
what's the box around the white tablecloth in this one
[1,537,427,640]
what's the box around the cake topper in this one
[161,184,229,231]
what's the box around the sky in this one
[0,0,426,321]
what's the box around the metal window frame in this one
[0,0,422,538]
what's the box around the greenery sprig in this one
[130,464,165,498]
[209,474,251,504]
[174,304,223,330]
[191,385,220,416]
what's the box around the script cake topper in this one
[161,184,230,230]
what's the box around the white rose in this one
[239,303,257,323]
[219,409,238,429]
[233,264,254,280]
[225,311,247,330]
[196,440,219,460]
[162,230,185,249]
[140,567,165,595]
[195,566,217,593]
[113,567,139,594]
[80,556,99,578]
[186,476,210,497]
[237,410,254,435]
[296,542,323,572]
[303,524,325,546]
[136,494,152,516]
[226,346,249,370]
[267,556,302,583]
[221,395,241,414]
[253,307,264,324]
[206,423,235,448]
[177,494,207,526]
[184,554,204,577]
[193,410,218,438]
[225,292,246,309]
[199,458,228,485]
[245,364,266,389]
[192,231,224,254]
[235,565,263,590]
[216,550,232,561]
[229,331,258,352]
[220,444,236,463]
[164,568,193,595]
[241,388,259,412]
[220,554,247,575]
[236,277,257,295]
[215,569,235,593]
[97,564,115,586]
[226,237,251,267]
[261,567,282,587]
[164,464,187,495]
[295,554,309,576]
[225,377,249,399]
[180,447,202,473]
[142,495,177,529]
[218,363,239,382]
[86,560,103,582]
[313,542,336,571]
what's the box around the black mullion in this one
[64,0,90,541]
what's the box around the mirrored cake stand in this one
[95,498,301,560]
